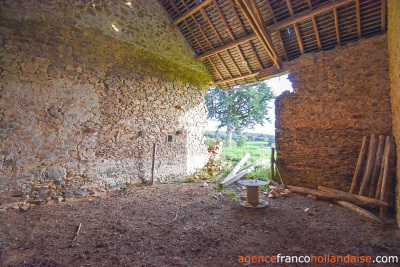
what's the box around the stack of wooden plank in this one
[349,134,396,215]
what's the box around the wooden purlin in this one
[333,7,341,46]
[195,0,354,61]
[249,41,263,70]
[210,72,260,85]
[234,0,281,69]
[172,0,214,26]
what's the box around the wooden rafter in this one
[227,0,247,34]
[306,0,312,10]
[355,0,361,38]
[200,8,223,44]
[196,0,354,60]
[226,49,242,76]
[191,14,214,50]
[184,20,206,52]
[311,16,322,50]
[277,30,288,60]
[333,8,341,46]
[197,34,256,60]
[249,41,263,70]
[217,54,233,79]
[213,0,235,40]
[207,57,224,80]
[265,0,276,23]
[236,45,252,73]
[210,72,260,85]
[293,23,304,54]
[285,0,295,16]
[235,0,281,69]
[172,0,213,26]
[381,0,386,32]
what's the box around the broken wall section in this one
[0,0,211,204]
[276,35,392,190]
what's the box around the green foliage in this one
[223,190,239,203]
[236,137,247,148]
[224,140,237,148]
[205,82,275,142]
[204,137,216,146]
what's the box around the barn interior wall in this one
[387,0,400,225]
[0,0,211,205]
[275,34,392,190]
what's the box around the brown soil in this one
[1,183,399,267]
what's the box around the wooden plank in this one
[381,0,386,32]
[318,186,389,207]
[293,23,304,54]
[311,16,322,50]
[375,136,390,199]
[288,185,389,207]
[380,136,396,215]
[359,134,379,196]
[221,153,250,184]
[356,0,361,38]
[210,72,260,85]
[368,135,386,197]
[172,0,214,26]
[221,160,268,186]
[335,201,382,223]
[196,0,354,60]
[334,7,341,46]
[349,136,369,194]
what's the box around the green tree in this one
[205,82,274,145]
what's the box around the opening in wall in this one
[167,135,173,143]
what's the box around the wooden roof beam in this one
[306,0,312,10]
[200,8,224,44]
[235,0,281,69]
[236,45,253,73]
[356,0,361,38]
[249,41,263,70]
[293,23,304,54]
[172,0,214,26]
[196,0,354,60]
[286,0,295,16]
[213,0,235,40]
[217,54,234,78]
[312,16,322,50]
[334,8,341,46]
[210,72,260,85]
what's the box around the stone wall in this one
[0,0,211,206]
[275,35,392,190]
[388,0,400,225]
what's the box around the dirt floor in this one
[1,183,400,267]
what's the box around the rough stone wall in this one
[0,0,211,204]
[276,35,392,190]
[387,0,400,225]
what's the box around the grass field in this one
[221,141,274,180]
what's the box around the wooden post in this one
[375,136,391,199]
[359,134,379,196]
[151,143,157,185]
[271,147,275,181]
[380,137,396,216]
[368,135,386,197]
[350,136,369,194]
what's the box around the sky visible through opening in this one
[205,74,294,135]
